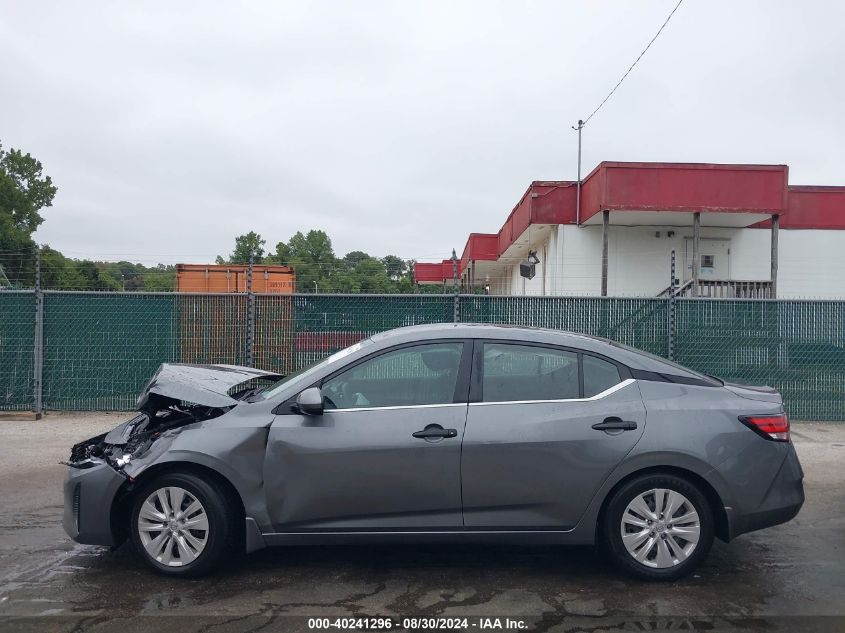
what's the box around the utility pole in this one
[572,119,584,225]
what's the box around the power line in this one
[582,0,685,125]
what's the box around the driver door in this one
[264,340,470,531]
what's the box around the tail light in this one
[739,414,790,442]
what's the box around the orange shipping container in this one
[176,264,295,294]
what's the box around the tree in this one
[285,230,338,292]
[257,230,432,294]
[348,255,392,293]
[382,255,407,281]
[143,264,176,291]
[40,246,85,290]
[70,260,121,291]
[221,231,266,264]
[0,141,57,286]
[266,241,291,265]
[0,142,57,233]
[342,251,369,269]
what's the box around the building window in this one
[701,255,715,269]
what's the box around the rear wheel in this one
[602,473,714,581]
[130,472,238,577]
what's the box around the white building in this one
[415,162,845,299]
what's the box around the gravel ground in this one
[0,412,843,632]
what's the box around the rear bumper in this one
[62,461,127,546]
[726,442,804,540]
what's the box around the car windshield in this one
[252,337,374,401]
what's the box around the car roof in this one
[371,322,603,346]
[369,323,706,379]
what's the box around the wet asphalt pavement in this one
[0,414,843,632]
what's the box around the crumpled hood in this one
[136,363,283,410]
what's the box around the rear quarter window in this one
[583,355,621,397]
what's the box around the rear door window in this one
[482,343,579,402]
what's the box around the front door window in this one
[321,342,464,409]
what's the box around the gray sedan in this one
[63,324,804,581]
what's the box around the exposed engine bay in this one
[65,363,284,473]
[67,402,228,470]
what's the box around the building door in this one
[683,238,730,281]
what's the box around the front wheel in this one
[602,474,714,581]
[129,472,238,577]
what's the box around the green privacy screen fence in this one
[0,292,35,411]
[1,290,844,419]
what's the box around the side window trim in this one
[324,402,468,413]
[468,378,635,406]
[577,353,585,399]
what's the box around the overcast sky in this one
[2,1,843,265]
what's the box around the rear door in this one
[264,340,471,530]
[461,341,646,529]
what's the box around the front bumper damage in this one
[62,362,282,546]
[62,411,213,546]
[63,461,127,545]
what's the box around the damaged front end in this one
[63,363,282,545]
[67,362,282,473]
[66,403,230,472]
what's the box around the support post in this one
[668,249,676,361]
[33,246,44,419]
[770,214,779,298]
[601,210,609,296]
[246,254,255,367]
[451,249,459,323]
[692,212,701,297]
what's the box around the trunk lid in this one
[722,381,783,404]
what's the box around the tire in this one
[602,473,714,581]
[129,472,239,577]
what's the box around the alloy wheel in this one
[137,486,209,567]
[620,488,701,568]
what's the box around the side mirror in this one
[296,387,324,416]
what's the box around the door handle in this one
[591,417,638,431]
[412,424,458,439]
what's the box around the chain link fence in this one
[0,291,35,410]
[460,295,669,357]
[1,290,844,419]
[674,299,845,420]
